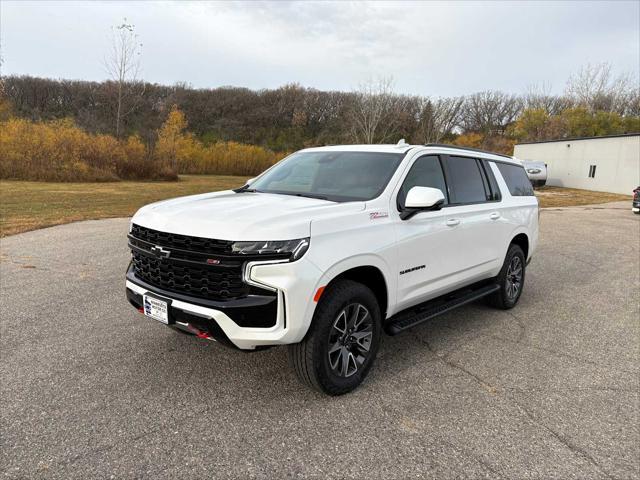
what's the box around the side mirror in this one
[400,186,445,220]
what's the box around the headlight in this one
[231,238,310,261]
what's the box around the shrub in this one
[0,106,288,182]
[0,117,116,181]
[154,106,285,176]
[0,115,172,181]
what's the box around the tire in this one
[288,279,382,395]
[486,244,526,310]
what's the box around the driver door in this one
[393,155,454,311]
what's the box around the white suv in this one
[126,143,538,394]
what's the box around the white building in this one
[514,134,640,194]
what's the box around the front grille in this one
[131,251,247,300]
[129,225,249,301]
[130,224,233,255]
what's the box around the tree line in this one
[2,63,638,155]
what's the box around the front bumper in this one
[126,257,322,350]
[632,200,640,213]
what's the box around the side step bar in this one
[385,283,500,335]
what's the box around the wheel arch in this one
[311,256,394,320]
[510,232,529,259]
[328,266,388,318]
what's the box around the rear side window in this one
[496,163,535,196]
[397,155,448,208]
[445,156,488,204]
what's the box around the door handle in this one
[489,212,501,220]
[446,218,460,227]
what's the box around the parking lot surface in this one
[1,202,638,479]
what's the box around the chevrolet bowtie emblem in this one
[150,245,171,258]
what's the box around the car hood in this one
[131,190,364,240]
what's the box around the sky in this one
[1,0,638,97]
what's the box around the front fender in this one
[304,254,397,322]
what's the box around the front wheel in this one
[288,280,382,395]
[486,244,526,310]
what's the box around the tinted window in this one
[445,156,488,204]
[397,156,448,208]
[496,163,535,196]
[250,151,403,202]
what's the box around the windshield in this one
[247,151,404,202]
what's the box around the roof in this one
[515,133,640,146]
[300,144,414,154]
[300,143,521,164]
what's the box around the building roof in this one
[515,133,640,146]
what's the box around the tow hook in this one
[186,324,215,341]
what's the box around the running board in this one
[385,283,500,335]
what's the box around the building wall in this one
[514,135,640,194]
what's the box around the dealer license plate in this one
[143,294,169,324]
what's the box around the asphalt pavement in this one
[1,201,638,479]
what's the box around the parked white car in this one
[522,160,547,188]
[126,143,539,394]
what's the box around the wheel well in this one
[511,233,529,259]
[331,266,388,317]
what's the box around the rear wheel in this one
[486,244,526,309]
[288,280,381,395]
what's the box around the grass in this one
[0,175,248,237]
[534,186,630,208]
[0,178,632,237]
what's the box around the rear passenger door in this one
[438,155,506,281]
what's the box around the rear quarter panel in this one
[490,162,539,262]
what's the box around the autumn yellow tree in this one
[452,132,484,149]
[155,105,188,171]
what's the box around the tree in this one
[156,105,188,171]
[415,96,464,143]
[104,19,144,138]
[461,91,522,135]
[349,77,407,144]
[524,83,568,115]
[565,63,636,115]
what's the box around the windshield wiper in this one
[233,185,258,193]
[279,192,329,200]
[235,187,330,200]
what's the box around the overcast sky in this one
[1,0,638,97]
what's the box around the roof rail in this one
[424,143,513,159]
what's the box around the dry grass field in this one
[534,186,630,208]
[0,179,631,237]
[0,175,248,237]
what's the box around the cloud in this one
[1,0,638,97]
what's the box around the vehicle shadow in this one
[146,299,508,398]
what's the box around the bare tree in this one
[565,63,636,115]
[461,91,522,135]
[415,96,464,143]
[349,77,407,144]
[626,89,640,117]
[104,19,144,138]
[523,82,569,115]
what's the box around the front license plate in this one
[143,294,169,324]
